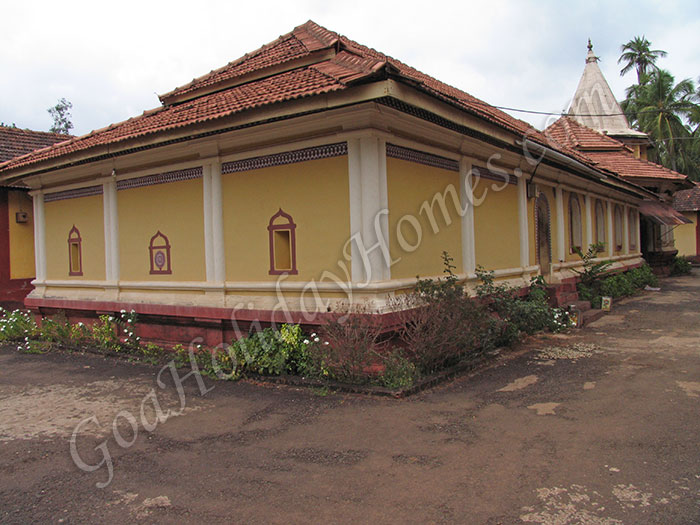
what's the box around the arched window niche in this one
[268,209,298,275]
[629,209,638,250]
[614,205,623,251]
[595,200,606,250]
[149,231,172,275]
[67,225,83,276]
[569,194,583,253]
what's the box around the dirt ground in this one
[1,272,699,524]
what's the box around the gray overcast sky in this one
[2,0,699,136]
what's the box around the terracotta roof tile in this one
[582,150,688,182]
[0,21,594,175]
[0,126,71,164]
[545,116,628,151]
[673,184,700,211]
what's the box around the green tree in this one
[618,36,667,84]
[47,97,73,135]
[622,70,699,178]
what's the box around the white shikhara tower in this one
[568,39,648,147]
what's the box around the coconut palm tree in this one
[618,36,667,83]
[622,70,698,175]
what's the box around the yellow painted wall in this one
[45,195,105,280]
[8,191,35,279]
[222,156,350,282]
[473,179,519,270]
[118,178,205,281]
[387,158,463,279]
[675,212,698,257]
[534,185,558,268]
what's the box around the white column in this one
[607,200,615,256]
[202,164,214,281]
[211,162,225,282]
[31,191,46,282]
[347,136,390,283]
[102,179,120,282]
[635,210,641,253]
[460,157,477,275]
[584,194,593,249]
[622,204,630,254]
[516,172,529,270]
[555,186,566,262]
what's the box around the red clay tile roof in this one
[0,126,71,164]
[639,200,692,225]
[673,184,700,211]
[0,21,605,176]
[583,150,688,182]
[545,116,628,151]
[545,116,688,183]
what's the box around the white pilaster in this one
[32,191,46,282]
[516,172,529,270]
[460,157,477,275]
[347,136,390,283]
[584,194,593,249]
[555,186,565,262]
[102,179,120,282]
[635,210,641,252]
[623,205,630,254]
[211,162,225,282]
[607,200,615,256]
[202,164,214,281]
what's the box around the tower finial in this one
[587,38,593,51]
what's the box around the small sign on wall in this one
[601,296,612,312]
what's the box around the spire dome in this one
[568,40,646,139]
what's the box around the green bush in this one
[670,256,692,276]
[0,308,38,347]
[599,273,635,298]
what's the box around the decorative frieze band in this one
[44,185,103,202]
[386,143,459,172]
[221,142,347,174]
[117,167,203,191]
[472,165,518,185]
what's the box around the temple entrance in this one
[536,193,551,275]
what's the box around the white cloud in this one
[1,0,698,134]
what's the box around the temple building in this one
[0,22,654,343]
[0,125,70,306]
[546,41,692,269]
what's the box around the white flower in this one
[303,339,310,345]
[324,341,329,346]
[311,332,317,337]
[313,337,320,343]
[120,309,126,314]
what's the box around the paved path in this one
[1,272,699,524]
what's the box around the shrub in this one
[314,304,386,384]
[392,253,499,374]
[0,308,38,348]
[380,351,417,389]
[627,264,658,288]
[599,273,635,298]
[572,242,612,289]
[670,256,692,276]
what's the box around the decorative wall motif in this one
[149,231,172,275]
[222,143,347,174]
[386,143,459,172]
[267,209,297,275]
[117,167,203,191]
[67,225,83,276]
[45,186,103,203]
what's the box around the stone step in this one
[581,308,605,326]
[568,300,591,313]
[556,291,580,306]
